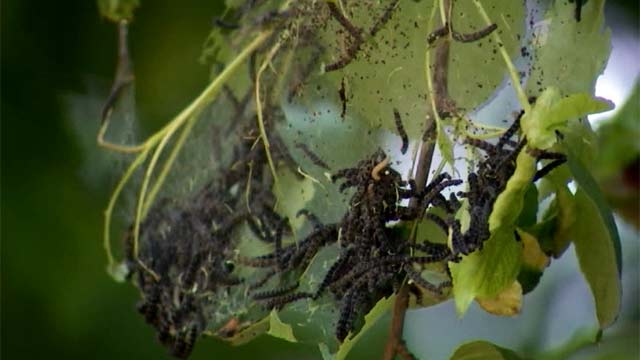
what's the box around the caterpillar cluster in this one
[119,0,570,356]
[246,110,566,342]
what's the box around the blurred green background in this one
[2,1,638,359]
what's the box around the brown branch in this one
[382,0,455,358]
[383,285,412,360]
[101,20,135,123]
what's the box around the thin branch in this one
[383,1,454,358]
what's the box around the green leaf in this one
[571,189,622,329]
[437,120,455,168]
[449,340,525,360]
[516,184,538,228]
[565,149,622,276]
[516,228,549,294]
[451,150,536,315]
[538,170,578,259]
[227,317,270,346]
[538,327,600,360]
[267,310,297,343]
[334,295,395,360]
[525,0,610,97]
[521,87,613,150]
[450,226,523,315]
[310,0,525,140]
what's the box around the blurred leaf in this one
[565,148,622,276]
[538,327,600,360]
[98,0,140,21]
[106,262,129,283]
[449,340,525,360]
[571,188,622,329]
[521,87,613,150]
[476,281,522,317]
[227,317,270,346]
[595,82,640,179]
[525,0,610,97]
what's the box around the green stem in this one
[102,30,273,269]
[472,0,530,113]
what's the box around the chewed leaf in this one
[449,340,525,360]
[476,281,522,317]
[521,87,613,149]
[334,295,395,360]
[268,310,297,343]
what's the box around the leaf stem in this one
[472,0,529,113]
[102,30,273,271]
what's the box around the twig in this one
[383,1,455,358]
[382,285,411,360]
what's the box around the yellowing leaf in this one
[519,229,549,272]
[450,340,524,360]
[450,227,522,316]
[476,281,523,317]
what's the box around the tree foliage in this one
[97,0,622,359]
